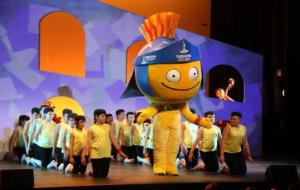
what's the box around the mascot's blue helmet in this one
[134,37,200,97]
[121,12,201,98]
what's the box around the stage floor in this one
[1,160,299,189]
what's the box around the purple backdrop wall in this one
[0,0,262,157]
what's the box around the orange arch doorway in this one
[40,12,85,77]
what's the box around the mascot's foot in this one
[166,167,179,176]
[153,167,166,176]
[167,171,179,176]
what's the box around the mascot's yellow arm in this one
[180,103,212,129]
[136,106,158,124]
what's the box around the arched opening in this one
[40,12,85,77]
[206,64,244,102]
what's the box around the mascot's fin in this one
[121,71,144,98]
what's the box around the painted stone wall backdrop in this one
[0,0,262,158]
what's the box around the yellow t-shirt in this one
[183,121,199,148]
[27,120,36,145]
[90,124,111,159]
[65,124,73,149]
[224,124,246,153]
[132,124,144,146]
[113,120,126,143]
[199,125,221,152]
[56,122,68,148]
[72,128,87,156]
[37,121,56,148]
[32,118,43,144]
[16,126,25,148]
[120,124,132,146]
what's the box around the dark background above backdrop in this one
[211,0,297,159]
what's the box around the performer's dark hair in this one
[126,112,135,119]
[116,109,125,116]
[75,115,86,123]
[231,112,242,118]
[18,115,30,125]
[43,107,54,114]
[31,107,40,114]
[63,109,72,116]
[204,111,215,117]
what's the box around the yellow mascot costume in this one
[122,12,212,175]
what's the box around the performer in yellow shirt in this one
[88,109,124,177]
[10,115,30,163]
[118,112,135,163]
[69,115,88,175]
[112,109,126,160]
[137,119,153,166]
[34,107,57,168]
[132,113,145,164]
[189,111,222,172]
[220,112,253,175]
[23,107,40,163]
[62,113,77,173]
[52,109,72,170]
[180,109,199,169]
[28,105,48,166]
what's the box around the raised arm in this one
[180,103,212,129]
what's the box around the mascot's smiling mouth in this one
[161,81,200,91]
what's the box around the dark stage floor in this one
[1,160,299,190]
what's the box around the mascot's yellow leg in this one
[166,112,180,175]
[153,110,180,175]
[153,122,168,175]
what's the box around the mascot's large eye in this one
[189,67,198,80]
[166,69,180,83]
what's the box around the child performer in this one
[69,115,88,175]
[87,109,124,177]
[10,115,30,163]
